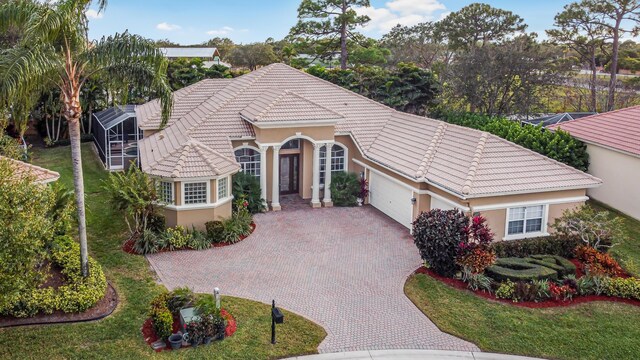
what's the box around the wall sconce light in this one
[359,171,365,179]
[410,197,417,205]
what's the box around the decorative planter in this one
[168,334,183,350]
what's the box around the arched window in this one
[319,144,346,185]
[234,148,260,179]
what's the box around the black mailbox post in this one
[271,300,284,344]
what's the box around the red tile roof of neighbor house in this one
[548,105,640,157]
[137,63,601,198]
[0,156,60,183]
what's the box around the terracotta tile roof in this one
[141,138,240,178]
[548,106,640,157]
[240,89,343,123]
[1,156,60,183]
[138,63,601,197]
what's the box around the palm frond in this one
[0,45,62,103]
[83,31,173,125]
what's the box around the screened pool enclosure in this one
[92,105,142,170]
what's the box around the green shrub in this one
[605,277,640,300]
[490,236,580,258]
[147,212,166,233]
[232,172,266,214]
[0,236,107,317]
[220,200,253,244]
[413,209,469,277]
[485,257,559,282]
[461,267,493,292]
[187,228,211,250]
[150,305,173,340]
[195,294,220,317]
[532,279,551,300]
[133,230,161,255]
[495,280,516,300]
[165,226,189,250]
[513,281,539,302]
[330,172,360,206]
[528,255,576,278]
[205,220,225,243]
[167,287,196,314]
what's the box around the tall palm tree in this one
[0,0,173,277]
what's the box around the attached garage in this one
[368,171,413,229]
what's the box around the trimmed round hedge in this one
[485,255,576,282]
[0,236,107,318]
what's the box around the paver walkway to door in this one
[147,203,479,353]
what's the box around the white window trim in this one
[181,180,210,207]
[165,194,234,211]
[503,204,550,241]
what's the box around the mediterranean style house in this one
[135,63,602,240]
[549,106,640,220]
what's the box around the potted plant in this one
[357,176,369,206]
[186,320,205,347]
[168,333,183,350]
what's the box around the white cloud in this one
[206,26,236,36]
[85,9,103,20]
[156,22,181,31]
[357,0,447,34]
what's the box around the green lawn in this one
[405,200,640,360]
[0,145,325,359]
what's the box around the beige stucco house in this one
[136,63,601,240]
[549,106,640,220]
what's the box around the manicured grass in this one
[590,200,640,277]
[405,202,640,360]
[0,145,325,359]
[406,274,640,360]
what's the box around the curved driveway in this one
[147,204,479,353]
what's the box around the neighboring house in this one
[521,112,596,127]
[159,47,229,68]
[548,107,640,220]
[1,155,60,184]
[91,105,141,171]
[136,63,601,239]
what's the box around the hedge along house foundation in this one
[133,63,602,238]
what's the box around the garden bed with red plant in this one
[414,266,640,309]
[142,309,237,352]
[123,222,257,255]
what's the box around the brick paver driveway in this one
[147,204,479,353]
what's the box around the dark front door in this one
[279,154,299,194]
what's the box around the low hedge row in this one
[486,257,559,282]
[490,236,580,258]
[0,236,107,318]
[605,277,640,300]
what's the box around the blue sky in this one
[86,0,576,45]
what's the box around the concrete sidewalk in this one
[285,350,544,360]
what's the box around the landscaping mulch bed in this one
[0,282,118,328]
[123,223,257,255]
[415,266,640,309]
[142,309,237,352]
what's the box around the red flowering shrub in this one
[575,245,624,277]
[456,246,496,273]
[549,282,576,301]
[456,215,496,273]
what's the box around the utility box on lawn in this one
[179,307,200,333]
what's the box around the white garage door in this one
[369,172,413,229]
[430,196,455,211]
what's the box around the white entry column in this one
[259,145,268,210]
[322,142,333,207]
[311,142,321,208]
[271,145,281,211]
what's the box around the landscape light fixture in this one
[271,300,284,344]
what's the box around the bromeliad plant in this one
[0,0,173,277]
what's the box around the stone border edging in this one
[0,282,118,328]
[285,349,545,360]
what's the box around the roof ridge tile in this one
[462,133,489,195]
[416,122,447,178]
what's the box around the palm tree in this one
[0,0,173,277]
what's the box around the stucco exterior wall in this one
[254,126,335,144]
[586,143,640,220]
[163,200,232,230]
